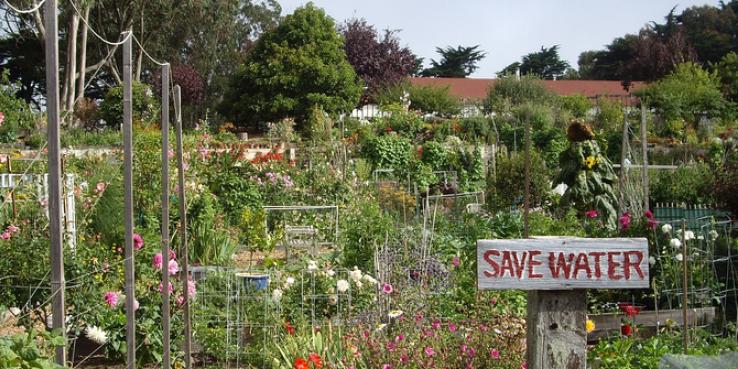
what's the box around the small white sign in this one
[477,238,649,290]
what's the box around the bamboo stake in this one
[122,32,136,369]
[161,63,171,369]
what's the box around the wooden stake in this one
[161,63,171,369]
[641,105,649,212]
[122,32,136,369]
[8,158,16,220]
[523,111,530,239]
[174,85,192,369]
[44,0,66,364]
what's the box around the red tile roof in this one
[408,77,646,100]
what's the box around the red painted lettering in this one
[483,250,500,277]
[573,252,592,279]
[623,251,645,280]
[607,252,623,280]
[500,251,515,278]
[548,252,574,279]
[528,250,543,278]
[589,252,605,279]
[512,251,528,279]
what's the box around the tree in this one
[577,35,640,80]
[636,62,728,140]
[518,45,570,80]
[421,45,485,78]
[340,18,420,103]
[715,52,738,102]
[497,62,520,77]
[219,3,362,132]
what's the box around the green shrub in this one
[560,94,592,119]
[98,81,158,128]
[650,163,715,205]
[362,134,413,170]
[0,72,37,144]
[490,149,551,209]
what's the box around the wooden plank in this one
[477,238,649,290]
[587,307,715,342]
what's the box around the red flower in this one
[294,357,309,369]
[617,303,642,317]
[643,209,654,219]
[621,323,633,336]
[385,126,393,133]
[308,353,323,368]
[285,322,295,335]
[585,210,598,218]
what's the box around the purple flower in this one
[452,256,460,268]
[152,253,164,269]
[424,347,435,357]
[381,283,393,294]
[431,320,441,330]
[490,348,501,359]
[449,323,457,332]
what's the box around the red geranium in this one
[294,357,309,369]
[284,322,295,335]
[308,353,323,368]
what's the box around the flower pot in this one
[235,272,269,292]
[190,265,220,282]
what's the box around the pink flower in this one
[490,348,500,359]
[382,365,391,369]
[186,279,196,299]
[0,112,5,126]
[647,218,658,230]
[152,253,164,269]
[394,334,404,342]
[400,355,409,363]
[158,282,174,295]
[0,154,7,163]
[168,149,175,159]
[452,256,460,268]
[168,249,176,260]
[386,342,396,351]
[203,133,210,141]
[0,231,10,240]
[6,225,19,233]
[176,295,185,306]
[449,323,457,332]
[424,347,435,357]
[103,291,119,308]
[133,233,144,250]
[644,209,654,219]
[95,182,106,194]
[431,320,440,330]
[619,212,631,230]
[585,209,598,218]
[168,259,179,275]
[521,363,528,369]
[132,299,139,311]
[381,283,393,294]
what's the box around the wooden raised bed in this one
[587,307,716,343]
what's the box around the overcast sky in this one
[278,0,721,77]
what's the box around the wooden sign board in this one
[477,238,649,290]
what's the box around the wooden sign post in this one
[478,238,649,369]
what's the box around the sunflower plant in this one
[554,122,619,230]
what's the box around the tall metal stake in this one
[174,85,192,369]
[161,63,171,369]
[640,104,649,212]
[122,32,137,369]
[45,0,66,365]
[681,219,689,353]
[523,111,531,239]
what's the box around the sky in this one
[278,0,721,78]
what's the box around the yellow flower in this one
[584,156,596,169]
[586,319,596,333]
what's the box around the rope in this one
[67,0,132,46]
[2,0,46,14]
[132,34,168,67]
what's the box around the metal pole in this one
[122,31,136,369]
[641,104,649,212]
[45,0,66,364]
[523,111,530,239]
[161,63,171,369]
[681,219,689,353]
[174,85,192,369]
[8,158,16,219]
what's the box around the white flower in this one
[362,274,378,284]
[662,224,672,234]
[684,231,695,241]
[271,289,283,303]
[697,235,704,240]
[325,269,336,277]
[283,277,295,290]
[307,260,318,272]
[349,266,362,282]
[354,280,363,289]
[328,295,338,305]
[675,253,684,262]
[85,325,108,345]
[375,323,387,332]
[388,310,403,319]
[649,256,656,266]
[710,230,719,240]
[670,238,682,249]
[337,279,349,293]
